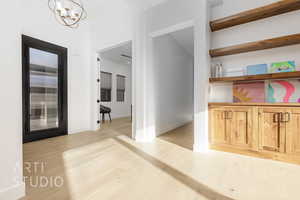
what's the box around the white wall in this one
[100,59,132,119]
[210,0,300,102]
[21,0,91,134]
[153,34,194,135]
[0,1,25,199]
[88,0,136,131]
[0,0,92,198]
[89,0,135,51]
[134,0,211,152]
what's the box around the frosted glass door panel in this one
[29,48,59,131]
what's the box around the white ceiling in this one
[97,0,223,64]
[88,0,223,15]
[100,42,132,66]
[170,27,194,56]
[100,27,194,65]
[128,0,223,8]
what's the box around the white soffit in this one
[100,42,132,66]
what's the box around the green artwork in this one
[269,61,296,73]
[267,84,276,103]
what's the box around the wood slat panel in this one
[210,0,300,32]
[210,33,300,57]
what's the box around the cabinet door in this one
[228,107,253,148]
[209,107,229,145]
[286,108,300,155]
[258,107,286,153]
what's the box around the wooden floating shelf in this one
[209,71,300,83]
[208,102,300,107]
[209,33,300,58]
[210,0,300,32]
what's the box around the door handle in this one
[222,111,226,120]
[224,111,233,120]
[227,111,233,119]
[274,113,280,123]
[286,112,291,122]
[281,112,291,123]
[224,111,228,119]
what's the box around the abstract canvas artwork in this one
[267,80,300,103]
[269,61,296,73]
[233,82,265,103]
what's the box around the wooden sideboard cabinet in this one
[258,107,286,153]
[209,103,300,165]
[209,106,254,150]
[286,108,300,156]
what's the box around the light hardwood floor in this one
[21,117,300,200]
[159,122,194,150]
[21,118,231,200]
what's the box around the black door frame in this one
[22,35,68,143]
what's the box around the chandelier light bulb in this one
[56,0,63,11]
[48,0,87,28]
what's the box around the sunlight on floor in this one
[61,137,213,200]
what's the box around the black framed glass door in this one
[22,35,68,143]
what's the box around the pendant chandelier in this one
[48,0,87,28]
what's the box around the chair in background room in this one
[100,105,112,123]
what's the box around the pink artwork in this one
[267,80,300,103]
[233,82,265,103]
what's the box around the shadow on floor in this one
[114,137,234,200]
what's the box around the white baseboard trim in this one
[135,136,155,143]
[0,182,25,200]
[193,144,202,153]
[157,120,192,137]
[69,128,91,135]
[193,143,209,153]
[110,115,131,120]
[134,129,156,143]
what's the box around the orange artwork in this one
[233,82,265,103]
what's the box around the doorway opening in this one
[152,26,195,150]
[97,41,133,138]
